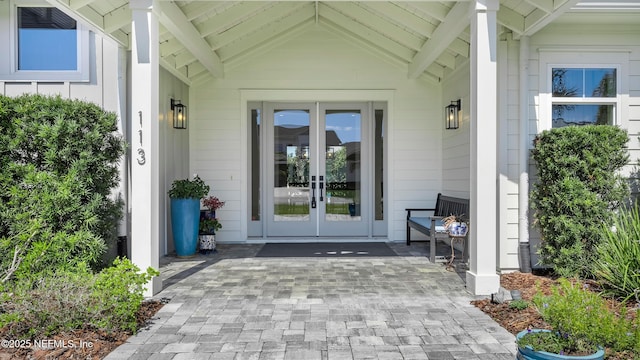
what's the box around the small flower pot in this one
[516,329,605,360]
[447,222,468,237]
[198,234,216,254]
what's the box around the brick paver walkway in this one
[104,243,516,360]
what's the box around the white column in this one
[466,0,501,295]
[130,0,161,297]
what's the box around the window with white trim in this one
[551,67,617,128]
[0,1,91,82]
[18,7,77,71]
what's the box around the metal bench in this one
[406,193,469,263]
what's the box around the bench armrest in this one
[406,208,436,219]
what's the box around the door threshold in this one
[246,237,389,244]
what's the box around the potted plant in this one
[442,214,468,238]
[442,214,469,269]
[515,278,627,360]
[198,196,225,254]
[168,175,209,257]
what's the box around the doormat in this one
[256,242,397,257]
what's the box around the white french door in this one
[265,102,370,237]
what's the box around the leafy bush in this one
[595,205,640,301]
[90,258,159,333]
[0,94,125,282]
[0,258,158,337]
[529,278,638,353]
[530,125,629,277]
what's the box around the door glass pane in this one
[250,108,260,221]
[325,110,361,221]
[273,110,310,221]
[552,104,614,127]
[374,109,384,221]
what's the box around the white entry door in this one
[265,102,370,237]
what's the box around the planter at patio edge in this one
[171,198,201,257]
[516,330,605,360]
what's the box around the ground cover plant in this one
[473,272,640,359]
[0,95,162,358]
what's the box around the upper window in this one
[18,7,77,71]
[551,67,617,128]
[0,2,90,82]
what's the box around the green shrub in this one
[509,299,530,310]
[90,258,159,333]
[0,94,125,282]
[0,258,158,337]
[532,278,638,353]
[530,125,629,277]
[594,205,640,301]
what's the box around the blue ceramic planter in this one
[516,330,605,360]
[170,198,200,257]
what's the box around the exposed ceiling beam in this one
[219,6,315,62]
[523,0,581,35]
[104,5,132,34]
[398,2,450,23]
[318,17,408,70]
[498,4,525,35]
[330,2,423,51]
[160,38,184,57]
[524,0,554,13]
[155,1,224,78]
[321,3,415,62]
[69,0,96,11]
[196,2,270,38]
[159,57,191,86]
[362,2,438,38]
[207,2,308,51]
[408,2,470,79]
[46,0,129,47]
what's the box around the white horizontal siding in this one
[191,26,442,243]
[504,23,640,270]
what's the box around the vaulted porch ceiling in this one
[45,0,640,84]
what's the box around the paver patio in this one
[104,243,516,360]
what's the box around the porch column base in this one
[145,276,163,298]
[466,270,500,296]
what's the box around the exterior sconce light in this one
[445,99,461,130]
[171,99,187,129]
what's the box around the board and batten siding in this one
[0,0,190,257]
[499,21,640,270]
[0,6,128,261]
[189,26,443,243]
[441,59,471,199]
[159,68,190,256]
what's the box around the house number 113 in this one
[137,111,146,165]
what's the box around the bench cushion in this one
[408,217,447,233]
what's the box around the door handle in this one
[319,176,324,202]
[311,176,316,208]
